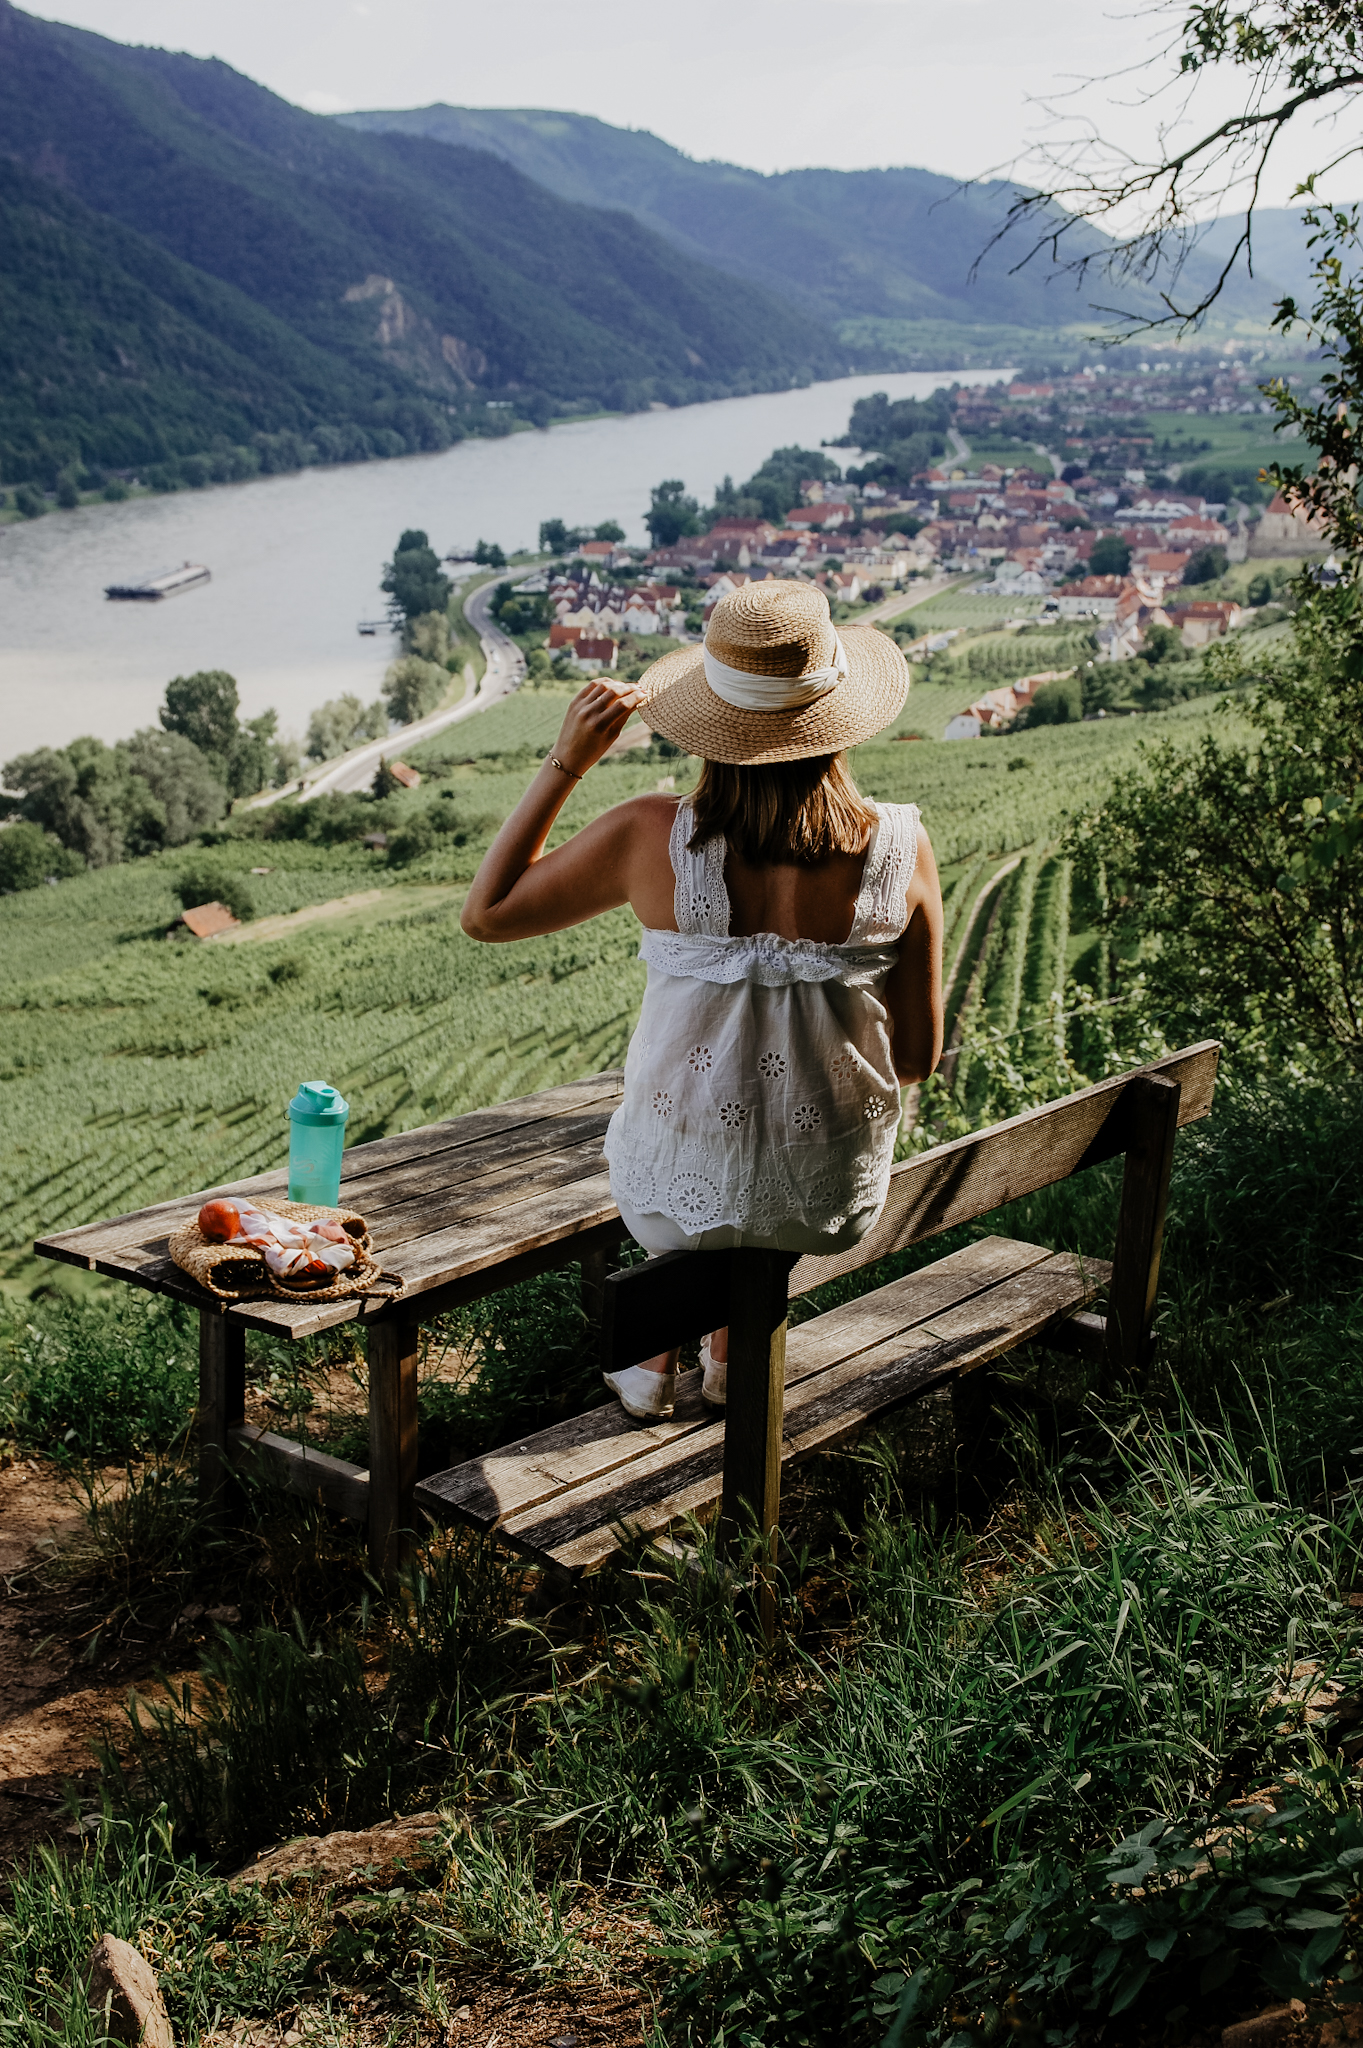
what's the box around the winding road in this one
[292,577,526,802]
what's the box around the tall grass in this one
[106,1618,398,1863]
[0,1811,320,2045]
[571,1415,1363,2044]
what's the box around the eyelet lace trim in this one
[672,806,731,936]
[603,1129,894,1240]
[847,802,920,945]
[640,927,898,987]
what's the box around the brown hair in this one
[688,753,878,867]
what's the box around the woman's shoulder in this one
[595,789,686,833]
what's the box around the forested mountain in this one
[339,105,1298,331]
[0,1,843,488]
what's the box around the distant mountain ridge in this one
[0,1,844,486]
[338,105,1305,333]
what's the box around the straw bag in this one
[168,1201,404,1304]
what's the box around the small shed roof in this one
[179,901,240,939]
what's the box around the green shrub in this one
[1183,544,1229,584]
[0,1292,197,1456]
[383,655,447,724]
[0,820,83,890]
[1025,674,1083,724]
[14,483,44,518]
[1088,533,1130,575]
[174,863,255,922]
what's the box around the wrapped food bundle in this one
[168,1197,400,1304]
[197,1199,357,1282]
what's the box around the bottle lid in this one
[287,1081,350,1126]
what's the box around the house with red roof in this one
[786,505,849,532]
[571,635,619,672]
[1165,599,1242,646]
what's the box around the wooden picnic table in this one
[34,1070,630,1577]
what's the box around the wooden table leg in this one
[718,1249,790,1646]
[368,1317,419,1585]
[1106,1072,1181,1385]
[199,1311,245,1522]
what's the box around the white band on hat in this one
[702,633,848,711]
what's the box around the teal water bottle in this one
[287,1082,350,1205]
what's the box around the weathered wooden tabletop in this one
[34,1069,627,1336]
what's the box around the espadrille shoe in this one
[700,1338,726,1408]
[603,1365,675,1421]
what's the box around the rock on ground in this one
[230,1812,449,1889]
[85,1933,174,2048]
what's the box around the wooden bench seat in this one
[416,1234,1109,1575]
[416,1043,1221,1622]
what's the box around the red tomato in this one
[198,1200,243,1241]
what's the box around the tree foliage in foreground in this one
[1068,594,1363,1069]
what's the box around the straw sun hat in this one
[636,580,909,766]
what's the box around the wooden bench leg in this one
[719,1250,790,1645]
[198,1311,245,1523]
[580,1239,618,1331]
[368,1318,419,1585]
[950,1367,992,1473]
[1106,1072,1181,1385]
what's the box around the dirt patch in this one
[0,1457,194,1874]
[201,1976,648,2047]
[216,885,464,948]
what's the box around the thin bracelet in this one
[548,755,583,781]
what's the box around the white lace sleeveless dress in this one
[603,797,920,1256]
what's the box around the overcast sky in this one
[28,0,1337,204]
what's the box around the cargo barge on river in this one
[105,562,211,601]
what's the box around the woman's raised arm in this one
[461,678,653,942]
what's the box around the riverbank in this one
[0,404,621,530]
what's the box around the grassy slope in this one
[1145,407,1306,474]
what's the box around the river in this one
[0,369,1007,758]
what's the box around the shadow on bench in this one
[417,1042,1219,1629]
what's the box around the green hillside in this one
[0,1,843,486]
[339,105,1296,335]
[0,156,429,484]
